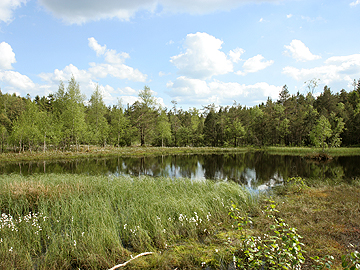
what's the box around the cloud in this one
[89,62,146,81]
[117,86,165,107]
[170,32,233,80]
[159,71,170,77]
[229,47,245,63]
[284,40,321,62]
[0,38,146,105]
[350,0,360,7]
[39,64,93,85]
[39,38,147,97]
[88,37,130,64]
[38,39,146,101]
[282,54,360,85]
[237,54,274,75]
[167,76,281,105]
[38,0,284,24]
[87,38,145,81]
[0,70,35,90]
[286,14,292,18]
[0,0,27,23]
[0,42,36,93]
[0,42,16,70]
[38,65,120,104]
[88,37,107,56]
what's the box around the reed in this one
[0,174,257,269]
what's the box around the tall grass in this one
[0,174,256,269]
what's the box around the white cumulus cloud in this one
[38,0,283,24]
[38,38,147,102]
[284,39,321,62]
[88,37,145,82]
[0,70,35,90]
[167,76,281,105]
[229,47,245,63]
[0,42,16,70]
[237,54,274,75]
[0,0,27,23]
[88,37,107,56]
[170,32,233,80]
[282,54,360,85]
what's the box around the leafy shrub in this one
[229,200,305,269]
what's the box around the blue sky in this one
[0,0,359,110]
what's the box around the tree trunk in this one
[140,127,145,146]
[44,132,46,153]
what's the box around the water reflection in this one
[1,152,360,189]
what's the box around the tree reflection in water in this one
[1,152,360,189]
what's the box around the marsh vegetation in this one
[1,172,360,269]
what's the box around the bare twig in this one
[108,252,154,270]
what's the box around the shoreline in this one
[0,146,360,163]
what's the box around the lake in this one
[1,152,359,189]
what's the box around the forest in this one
[0,76,359,153]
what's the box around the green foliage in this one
[0,174,256,269]
[310,115,332,151]
[86,84,109,145]
[342,251,360,270]
[230,200,305,269]
[1,78,360,151]
[311,255,335,269]
[130,86,159,146]
[285,176,308,193]
[109,99,134,146]
[155,109,171,147]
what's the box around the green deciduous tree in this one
[310,115,332,151]
[130,86,158,146]
[109,99,133,147]
[11,101,44,152]
[329,112,345,147]
[58,76,87,150]
[86,85,109,146]
[156,109,171,147]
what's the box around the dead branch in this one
[108,252,154,270]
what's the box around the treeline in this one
[0,76,360,152]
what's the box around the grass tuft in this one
[0,174,257,269]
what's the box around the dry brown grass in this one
[273,182,360,269]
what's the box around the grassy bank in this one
[1,146,360,164]
[0,146,251,163]
[264,146,360,156]
[0,174,257,270]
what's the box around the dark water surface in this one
[1,152,360,189]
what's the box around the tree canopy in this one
[0,78,359,152]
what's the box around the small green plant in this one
[311,255,334,269]
[341,250,360,270]
[230,200,305,269]
[286,176,307,193]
